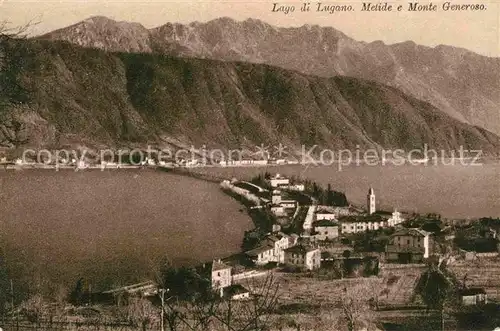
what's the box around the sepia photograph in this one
[0,0,499,330]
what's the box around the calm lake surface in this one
[0,164,498,292]
[196,163,500,219]
[0,169,253,292]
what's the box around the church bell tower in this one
[367,187,376,215]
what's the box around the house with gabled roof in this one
[339,214,387,234]
[224,284,251,301]
[264,232,290,263]
[385,228,433,263]
[209,259,232,290]
[284,245,321,270]
[245,244,275,266]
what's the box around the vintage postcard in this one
[0,0,499,330]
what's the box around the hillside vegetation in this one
[40,16,500,135]
[0,37,498,154]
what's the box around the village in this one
[41,171,498,331]
[217,173,500,303]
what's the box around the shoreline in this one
[1,156,497,171]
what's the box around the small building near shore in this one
[264,232,290,264]
[224,284,251,300]
[245,245,275,266]
[284,245,321,271]
[269,174,290,188]
[209,259,232,290]
[459,288,487,306]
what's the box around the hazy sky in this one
[1,0,499,56]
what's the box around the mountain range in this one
[0,36,498,155]
[40,16,500,136]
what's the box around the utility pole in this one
[159,288,165,331]
[441,307,445,331]
[10,279,13,310]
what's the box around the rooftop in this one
[270,173,289,180]
[245,244,274,257]
[315,210,336,215]
[459,288,487,296]
[338,214,386,223]
[392,228,430,237]
[266,232,289,242]
[284,245,317,255]
[373,210,393,216]
[212,259,232,272]
[313,219,339,227]
[224,284,250,296]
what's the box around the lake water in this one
[0,169,253,293]
[0,163,498,295]
[195,162,500,219]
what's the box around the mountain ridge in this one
[0,37,498,156]
[39,16,500,136]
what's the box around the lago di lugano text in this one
[272,2,487,14]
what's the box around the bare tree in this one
[158,273,280,331]
[212,273,280,331]
[19,294,47,327]
[338,284,375,331]
[126,297,159,331]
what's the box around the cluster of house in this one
[227,172,434,270]
[271,184,406,236]
[201,259,252,300]
[268,173,305,191]
[270,189,299,216]
[219,173,500,307]
[245,232,321,271]
[308,188,405,238]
